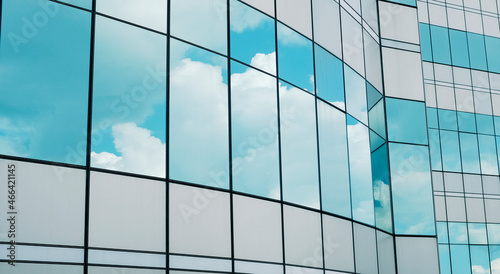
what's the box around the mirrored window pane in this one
[386,98,428,145]
[91,16,166,177]
[429,129,443,170]
[280,83,319,208]
[459,133,481,174]
[0,0,90,165]
[470,246,490,274]
[448,222,468,244]
[440,130,462,172]
[341,9,364,76]
[230,0,276,74]
[372,144,393,233]
[169,39,229,188]
[230,61,279,199]
[450,245,471,274]
[314,45,345,110]
[478,134,499,175]
[277,23,314,92]
[345,65,368,125]
[312,0,341,57]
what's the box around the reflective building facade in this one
[0,0,499,273]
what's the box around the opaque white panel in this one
[491,94,500,116]
[0,160,85,246]
[429,3,448,27]
[485,199,500,223]
[276,0,312,38]
[472,70,490,88]
[417,1,429,24]
[312,0,342,58]
[169,183,231,257]
[425,84,437,108]
[491,73,500,91]
[435,64,453,83]
[447,8,466,31]
[455,88,475,112]
[0,244,83,263]
[483,176,500,195]
[481,0,498,13]
[422,62,435,80]
[284,205,322,267]
[379,1,419,44]
[382,47,425,101]
[435,196,447,221]
[233,195,283,263]
[453,67,472,87]
[395,237,440,274]
[464,174,483,193]
[466,198,486,222]
[433,172,444,192]
[464,0,481,9]
[444,172,464,193]
[235,261,284,274]
[322,215,355,272]
[354,224,378,274]
[241,0,275,17]
[89,266,165,274]
[465,11,484,34]
[364,31,383,91]
[342,9,365,76]
[169,255,232,272]
[89,172,166,252]
[483,15,500,37]
[436,86,456,110]
[446,196,467,222]
[0,263,82,274]
[285,265,323,274]
[377,231,396,274]
[88,250,166,268]
[474,91,493,115]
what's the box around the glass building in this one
[0,0,499,273]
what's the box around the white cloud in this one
[230,0,268,33]
[249,52,276,75]
[91,123,166,177]
[472,265,490,274]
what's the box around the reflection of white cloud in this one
[472,264,490,274]
[230,0,267,33]
[493,258,500,272]
[91,123,166,177]
[249,52,276,75]
[97,0,168,32]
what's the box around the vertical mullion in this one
[166,0,171,272]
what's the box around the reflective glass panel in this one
[468,33,487,71]
[440,130,462,172]
[372,144,393,233]
[430,25,451,65]
[314,45,345,110]
[450,245,471,274]
[459,133,481,174]
[478,134,499,175]
[428,129,443,170]
[449,29,470,68]
[345,65,368,125]
[476,114,495,135]
[438,109,458,131]
[448,222,468,244]
[468,223,487,244]
[470,246,491,274]
[485,36,500,74]
[386,98,428,145]
[457,112,477,133]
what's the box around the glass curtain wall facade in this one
[0,0,498,273]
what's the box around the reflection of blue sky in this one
[277,23,314,92]
[317,101,350,217]
[345,65,368,125]
[436,222,448,243]
[389,143,435,235]
[478,134,499,175]
[386,98,427,145]
[471,246,491,274]
[428,129,443,170]
[314,45,344,110]
[458,111,477,133]
[459,133,481,173]
[468,223,487,244]
[230,0,276,74]
[438,109,458,131]
[439,245,452,274]
[230,61,280,199]
[440,130,462,172]
[347,115,375,226]
[448,222,467,244]
[90,16,166,177]
[371,144,392,233]
[476,114,494,135]
[368,99,385,140]
[450,245,471,274]
[0,0,90,165]
[280,82,319,209]
[59,0,91,9]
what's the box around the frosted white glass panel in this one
[233,195,283,263]
[446,196,467,222]
[464,174,483,193]
[169,184,231,257]
[322,215,355,272]
[88,250,166,268]
[241,0,275,16]
[89,172,166,252]
[364,31,383,92]
[395,237,440,274]
[285,265,323,274]
[354,224,378,274]
[382,47,425,101]
[342,9,365,76]
[428,3,447,27]
[436,86,456,110]
[466,198,486,222]
[444,172,464,193]
[474,91,492,115]
[483,176,500,195]
[434,196,447,221]
[235,261,284,274]
[312,0,342,57]
[0,263,82,274]
[485,199,500,223]
[377,231,396,274]
[0,244,83,263]
[284,206,322,267]
[276,0,312,38]
[0,160,85,246]
[447,8,466,31]
[89,266,165,274]
[379,2,419,44]
[169,255,232,272]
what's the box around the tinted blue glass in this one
[230,0,276,74]
[427,107,439,129]
[488,224,500,244]
[91,16,167,177]
[389,143,435,235]
[345,65,368,125]
[368,99,386,139]
[470,246,491,274]
[230,61,279,199]
[497,136,500,174]
[485,36,500,74]
[490,246,500,272]
[347,115,375,226]
[385,0,416,7]
[0,0,90,165]
[438,109,458,131]
[317,100,351,218]
[450,245,471,274]
[277,23,314,92]
[478,134,499,175]
[366,82,382,110]
[370,130,385,152]
[314,45,345,110]
[429,129,443,170]
[440,130,462,172]
[60,0,91,9]
[280,82,320,208]
[386,98,428,145]
[169,39,229,188]
[476,114,495,135]
[459,133,481,174]
[449,29,470,67]
[439,244,452,274]
[468,33,488,71]
[448,222,468,244]
[419,23,432,62]
[371,144,392,233]
[457,112,476,133]
[468,223,487,244]
[437,222,449,244]
[430,25,451,65]
[495,116,500,135]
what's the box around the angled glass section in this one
[389,143,435,235]
[372,144,393,233]
[279,82,319,209]
[277,22,314,92]
[229,0,276,75]
[169,39,229,188]
[230,61,279,199]
[0,0,90,165]
[91,16,166,178]
[347,115,374,226]
[369,98,386,140]
[345,65,368,125]
[386,98,428,145]
[317,100,351,218]
[314,45,345,110]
